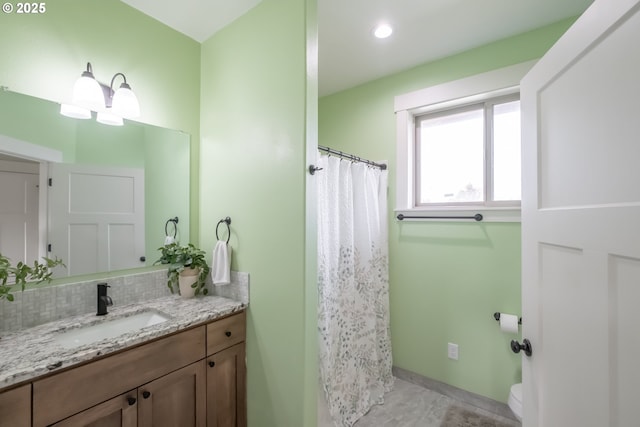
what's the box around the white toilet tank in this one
[508,383,522,421]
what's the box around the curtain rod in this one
[318,145,387,170]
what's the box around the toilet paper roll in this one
[499,313,519,334]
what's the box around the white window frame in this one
[394,60,537,222]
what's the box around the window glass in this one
[414,96,520,207]
[417,108,484,204]
[492,100,521,201]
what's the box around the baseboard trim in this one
[392,366,518,421]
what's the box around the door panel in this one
[521,0,640,426]
[538,7,640,209]
[610,255,640,426]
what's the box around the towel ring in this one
[216,217,232,243]
[165,217,178,238]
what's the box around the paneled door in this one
[520,0,640,425]
[48,163,145,275]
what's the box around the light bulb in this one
[373,24,393,39]
[111,83,140,119]
[71,72,105,112]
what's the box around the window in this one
[395,61,534,222]
[415,95,521,206]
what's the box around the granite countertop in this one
[0,295,246,390]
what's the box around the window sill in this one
[394,206,521,223]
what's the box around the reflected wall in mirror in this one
[0,89,190,278]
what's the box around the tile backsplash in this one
[0,269,249,333]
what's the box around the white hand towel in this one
[164,235,175,245]
[211,240,232,285]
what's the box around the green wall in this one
[199,0,316,425]
[0,0,202,242]
[318,18,576,403]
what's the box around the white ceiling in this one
[121,0,262,43]
[121,0,594,96]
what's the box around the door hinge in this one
[48,178,52,186]
[47,244,52,252]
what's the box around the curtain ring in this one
[165,217,178,238]
[216,217,232,243]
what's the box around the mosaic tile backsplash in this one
[0,269,249,333]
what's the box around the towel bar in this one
[165,217,178,238]
[216,217,232,243]
[397,213,483,221]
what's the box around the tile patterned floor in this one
[352,378,521,427]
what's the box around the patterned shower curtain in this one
[317,154,394,427]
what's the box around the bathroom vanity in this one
[0,296,246,427]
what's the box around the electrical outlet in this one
[448,342,459,360]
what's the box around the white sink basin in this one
[54,310,171,349]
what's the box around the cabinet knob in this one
[142,391,151,399]
[209,361,215,368]
[127,397,137,406]
[225,331,232,337]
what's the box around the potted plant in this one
[155,243,210,297]
[0,253,65,301]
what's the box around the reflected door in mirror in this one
[49,164,145,276]
[0,159,39,265]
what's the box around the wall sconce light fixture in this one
[60,62,140,126]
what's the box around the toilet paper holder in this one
[493,312,522,325]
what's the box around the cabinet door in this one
[138,360,206,427]
[207,343,246,427]
[51,391,137,427]
[0,384,30,427]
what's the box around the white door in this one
[0,160,39,264]
[49,163,145,276]
[521,0,640,426]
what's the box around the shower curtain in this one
[317,154,394,427]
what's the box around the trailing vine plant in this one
[0,253,65,301]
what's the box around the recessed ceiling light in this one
[373,23,393,39]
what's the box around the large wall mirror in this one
[0,89,190,278]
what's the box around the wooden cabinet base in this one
[0,384,31,427]
[207,343,246,427]
[1,310,246,427]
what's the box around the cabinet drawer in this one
[207,311,246,355]
[33,326,206,427]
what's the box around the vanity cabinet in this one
[24,310,246,427]
[0,383,31,427]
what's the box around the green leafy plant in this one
[155,243,210,295]
[0,253,65,301]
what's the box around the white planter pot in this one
[178,267,200,298]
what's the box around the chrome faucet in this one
[97,283,113,316]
